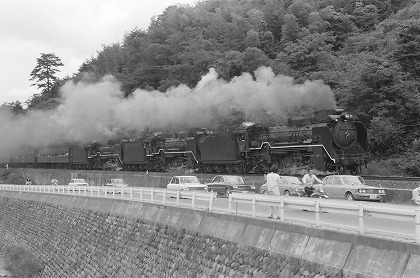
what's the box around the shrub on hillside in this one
[5,246,42,278]
[0,170,26,184]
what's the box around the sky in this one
[0,0,198,105]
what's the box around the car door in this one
[168,177,178,190]
[211,176,221,190]
[331,176,346,198]
[322,177,336,198]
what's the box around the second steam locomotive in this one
[2,109,368,174]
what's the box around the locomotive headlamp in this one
[341,112,353,120]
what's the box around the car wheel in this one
[262,189,267,194]
[284,190,290,196]
[345,192,355,201]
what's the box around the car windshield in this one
[180,177,200,184]
[112,179,124,183]
[341,176,364,185]
[284,176,302,184]
[74,179,85,183]
[224,176,244,184]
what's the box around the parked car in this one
[206,175,255,196]
[260,176,303,196]
[68,179,88,186]
[166,176,207,191]
[412,187,420,205]
[322,175,386,202]
[105,178,128,194]
[106,178,128,187]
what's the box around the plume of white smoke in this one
[0,66,336,155]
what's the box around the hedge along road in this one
[137,191,418,243]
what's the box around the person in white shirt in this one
[302,169,322,196]
[266,165,282,219]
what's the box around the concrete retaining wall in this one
[0,191,419,277]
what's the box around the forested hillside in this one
[9,0,420,175]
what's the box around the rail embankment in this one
[0,191,419,278]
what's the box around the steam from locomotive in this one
[0,66,336,152]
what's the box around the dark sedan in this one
[206,175,255,196]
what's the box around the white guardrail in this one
[1,184,419,244]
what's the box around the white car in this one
[166,176,207,191]
[412,187,420,205]
[105,178,128,194]
[106,178,128,187]
[68,179,89,186]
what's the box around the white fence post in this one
[121,188,124,199]
[280,197,285,221]
[315,201,320,227]
[192,191,196,209]
[252,196,256,217]
[140,188,143,201]
[415,209,420,244]
[208,193,213,211]
[163,189,166,205]
[130,187,133,200]
[228,194,233,214]
[359,204,365,234]
[151,188,154,203]
[176,190,180,206]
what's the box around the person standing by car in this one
[302,169,322,196]
[266,165,282,219]
[51,178,58,185]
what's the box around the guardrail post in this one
[73,186,75,195]
[90,187,93,197]
[315,201,320,227]
[415,209,420,244]
[163,189,166,205]
[208,193,214,211]
[358,204,365,234]
[192,192,196,209]
[85,187,87,196]
[121,188,124,199]
[228,194,233,214]
[151,188,154,203]
[252,196,256,217]
[280,197,285,221]
[176,190,180,206]
[130,187,133,200]
[140,188,143,201]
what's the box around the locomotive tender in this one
[0,109,368,174]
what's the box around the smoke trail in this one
[0,66,336,154]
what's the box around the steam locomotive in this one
[1,108,368,174]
